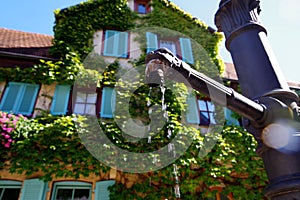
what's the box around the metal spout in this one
[145,58,168,87]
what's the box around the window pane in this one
[86,93,97,104]
[198,100,207,110]
[138,3,146,13]
[85,105,96,115]
[74,104,85,114]
[209,112,216,124]
[207,102,215,112]
[2,188,21,200]
[200,112,210,125]
[159,40,176,55]
[74,189,90,199]
[76,92,87,103]
[56,189,73,200]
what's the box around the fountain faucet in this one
[145,1,300,198]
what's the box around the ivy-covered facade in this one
[0,0,271,199]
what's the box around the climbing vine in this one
[0,0,268,198]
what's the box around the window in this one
[146,32,194,64]
[138,3,146,13]
[72,87,115,118]
[134,0,150,14]
[0,82,39,115]
[103,30,129,58]
[51,181,92,200]
[198,99,216,126]
[159,40,177,55]
[50,85,71,115]
[73,89,98,116]
[186,94,216,126]
[0,180,22,200]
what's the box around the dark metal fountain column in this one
[215,0,300,199]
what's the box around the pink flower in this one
[4,134,10,139]
[4,142,10,148]
[0,118,9,123]
[4,127,13,133]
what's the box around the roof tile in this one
[0,28,53,48]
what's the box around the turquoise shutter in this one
[20,179,47,200]
[100,87,115,118]
[179,38,194,64]
[0,82,22,112]
[146,32,158,53]
[50,85,71,115]
[224,108,240,126]
[0,82,39,115]
[103,30,117,57]
[17,84,39,115]
[104,30,128,58]
[94,180,115,200]
[186,94,200,124]
[117,31,128,58]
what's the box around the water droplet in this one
[167,129,172,138]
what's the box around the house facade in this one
[1,0,297,199]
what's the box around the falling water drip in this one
[152,154,158,164]
[147,99,151,107]
[168,143,174,152]
[173,164,181,198]
[147,87,152,144]
[148,107,153,115]
[167,128,172,138]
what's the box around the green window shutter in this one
[103,30,117,57]
[186,94,200,124]
[224,108,240,126]
[50,85,71,115]
[179,38,194,64]
[94,180,115,200]
[100,87,115,118]
[0,82,22,112]
[17,84,39,115]
[20,179,47,200]
[117,31,128,58]
[146,32,158,53]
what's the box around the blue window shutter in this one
[20,179,47,200]
[94,180,115,200]
[224,108,240,126]
[103,30,117,57]
[0,82,39,115]
[179,38,194,64]
[117,31,128,58]
[0,82,22,112]
[186,94,200,124]
[17,84,39,115]
[50,85,71,115]
[146,32,158,53]
[100,87,115,118]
